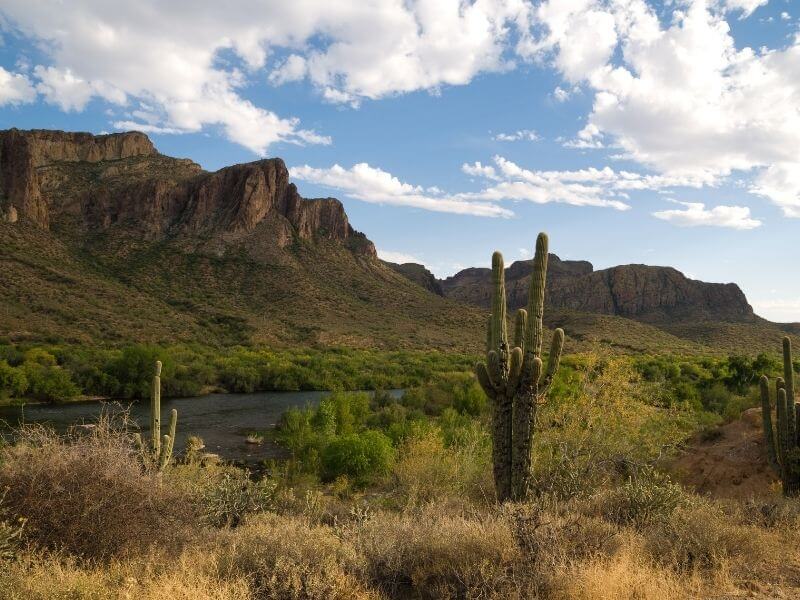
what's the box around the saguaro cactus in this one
[760,337,800,496]
[134,360,178,471]
[476,233,564,502]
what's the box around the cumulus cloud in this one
[0,0,536,151]
[652,201,762,229]
[0,66,36,105]
[493,129,539,142]
[527,0,800,218]
[290,163,512,218]
[0,1,340,153]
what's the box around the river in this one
[0,390,401,462]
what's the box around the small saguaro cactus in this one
[133,360,178,471]
[476,233,564,502]
[760,337,800,496]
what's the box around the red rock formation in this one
[0,128,375,257]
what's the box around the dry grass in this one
[0,551,251,600]
[0,418,197,560]
[217,513,375,600]
[354,506,518,598]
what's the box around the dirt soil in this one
[670,407,782,500]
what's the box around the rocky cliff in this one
[384,262,444,296]
[438,256,755,324]
[0,128,374,256]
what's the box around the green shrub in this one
[200,470,277,528]
[596,468,686,528]
[320,431,394,483]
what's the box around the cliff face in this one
[0,129,157,227]
[440,256,755,324]
[0,128,375,256]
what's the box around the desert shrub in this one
[218,513,373,599]
[740,497,800,529]
[594,468,686,528]
[354,506,518,599]
[0,420,196,560]
[393,427,492,505]
[643,500,774,572]
[200,469,277,528]
[531,358,697,500]
[0,361,28,399]
[502,500,620,573]
[21,360,79,403]
[320,431,394,483]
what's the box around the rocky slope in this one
[384,262,443,296]
[439,255,755,325]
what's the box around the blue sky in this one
[1,0,799,321]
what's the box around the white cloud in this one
[553,86,570,102]
[290,163,512,218]
[378,250,423,264]
[493,129,539,142]
[527,0,800,218]
[0,66,36,105]
[724,0,769,17]
[461,155,710,211]
[781,12,791,21]
[0,1,337,154]
[652,201,762,229]
[0,0,537,151]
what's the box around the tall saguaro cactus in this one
[476,233,564,502]
[134,360,178,471]
[760,337,800,496]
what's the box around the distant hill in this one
[1,128,795,355]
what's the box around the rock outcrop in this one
[0,129,157,228]
[0,128,375,257]
[439,256,754,324]
[384,262,444,296]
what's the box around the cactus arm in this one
[783,337,796,443]
[158,434,172,470]
[151,360,162,456]
[508,347,523,392]
[491,251,508,351]
[760,376,779,474]
[524,233,548,358]
[540,328,565,395]
[778,385,788,473]
[513,309,527,352]
[476,362,496,399]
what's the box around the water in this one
[0,390,399,462]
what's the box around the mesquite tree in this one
[760,336,800,496]
[476,233,564,502]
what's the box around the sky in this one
[0,0,798,321]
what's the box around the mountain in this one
[0,128,795,355]
[439,255,755,324]
[0,128,484,350]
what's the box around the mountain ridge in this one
[0,128,795,353]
